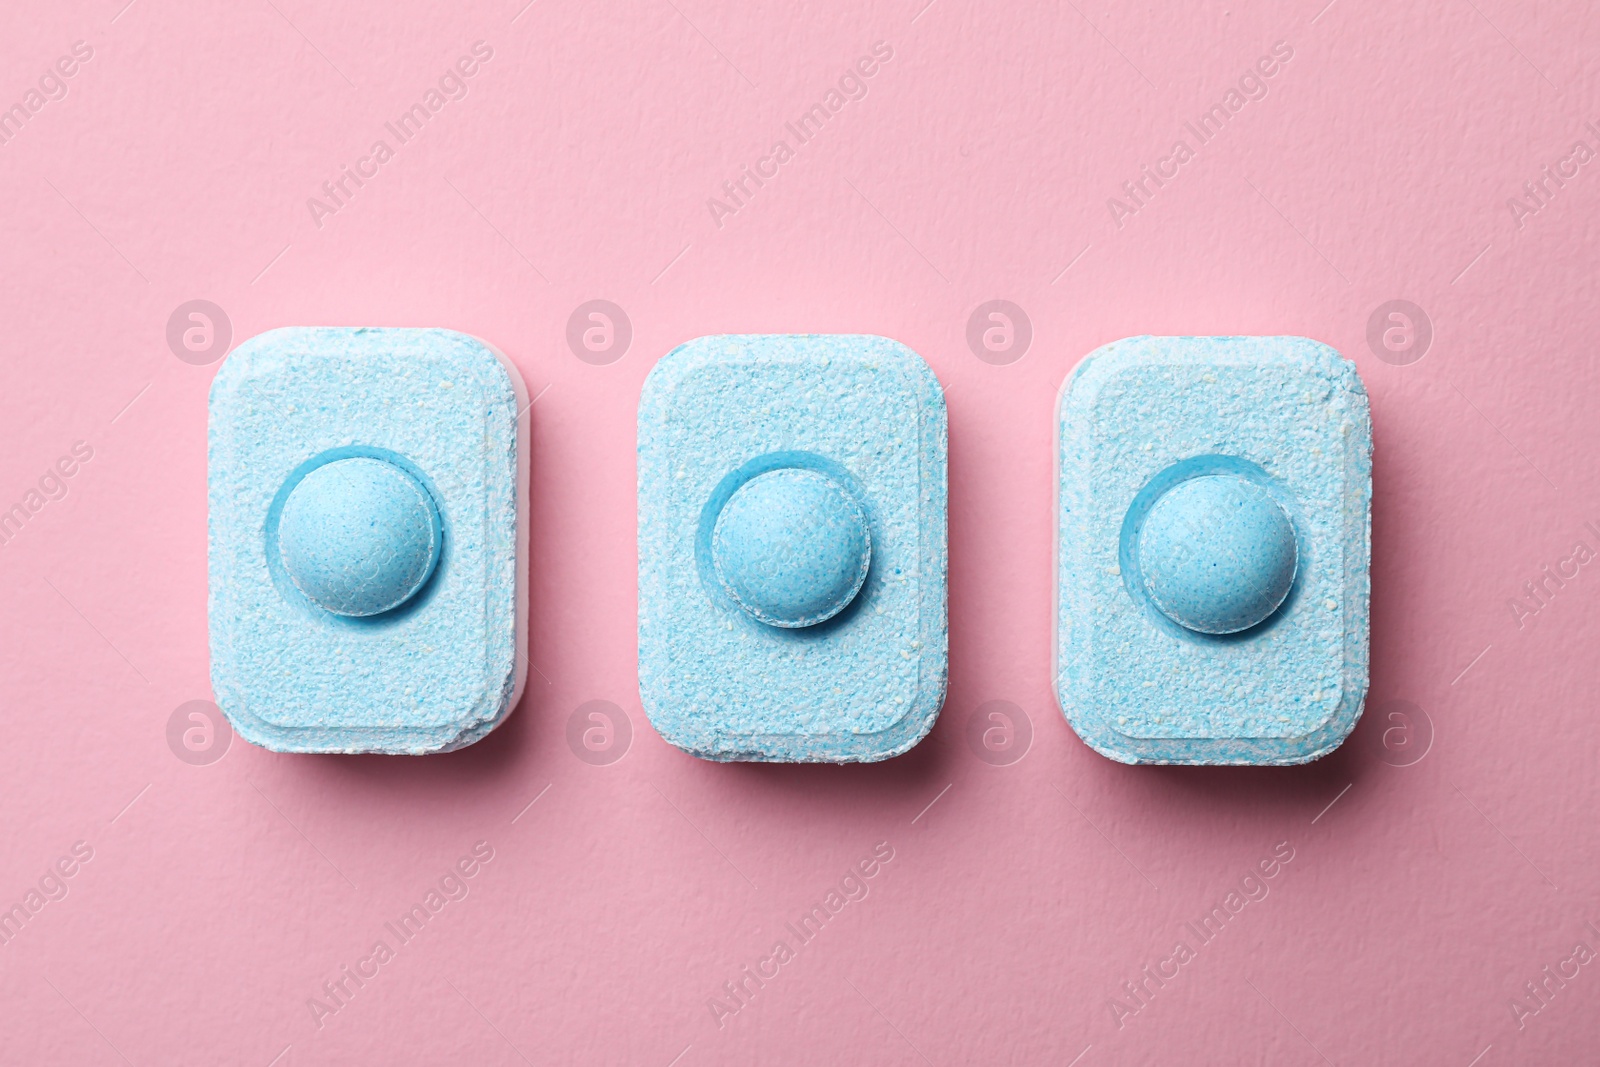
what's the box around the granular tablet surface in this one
[1055,335,1371,765]
[637,333,948,763]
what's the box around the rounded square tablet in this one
[208,327,528,754]
[638,335,948,763]
[1055,336,1372,765]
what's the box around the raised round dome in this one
[277,457,442,617]
[711,468,871,628]
[1137,474,1298,635]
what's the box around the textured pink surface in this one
[1,1,1598,1063]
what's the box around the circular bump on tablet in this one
[277,457,442,617]
[711,467,871,628]
[1137,474,1298,635]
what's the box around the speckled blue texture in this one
[1055,336,1371,766]
[209,327,527,755]
[1137,474,1299,635]
[712,467,872,628]
[277,456,443,617]
[638,335,947,763]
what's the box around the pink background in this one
[2,0,1598,1063]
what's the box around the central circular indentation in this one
[1137,474,1298,635]
[277,456,442,617]
[711,468,871,628]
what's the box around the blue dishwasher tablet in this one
[1055,336,1371,765]
[638,335,948,763]
[208,327,528,754]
